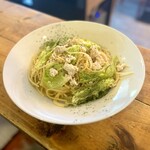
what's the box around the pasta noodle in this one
[29,37,128,107]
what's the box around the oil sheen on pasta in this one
[29,37,126,107]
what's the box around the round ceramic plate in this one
[3,21,145,125]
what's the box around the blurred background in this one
[1,0,150,149]
[7,0,150,48]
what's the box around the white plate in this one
[3,21,145,125]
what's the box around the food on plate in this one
[29,37,127,107]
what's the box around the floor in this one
[0,0,150,150]
[3,132,45,150]
[0,116,18,149]
[0,116,45,150]
[110,0,150,48]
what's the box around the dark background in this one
[8,0,86,20]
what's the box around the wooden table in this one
[0,1,150,150]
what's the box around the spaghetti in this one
[29,37,127,107]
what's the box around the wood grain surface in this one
[0,1,150,150]
[50,100,150,150]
